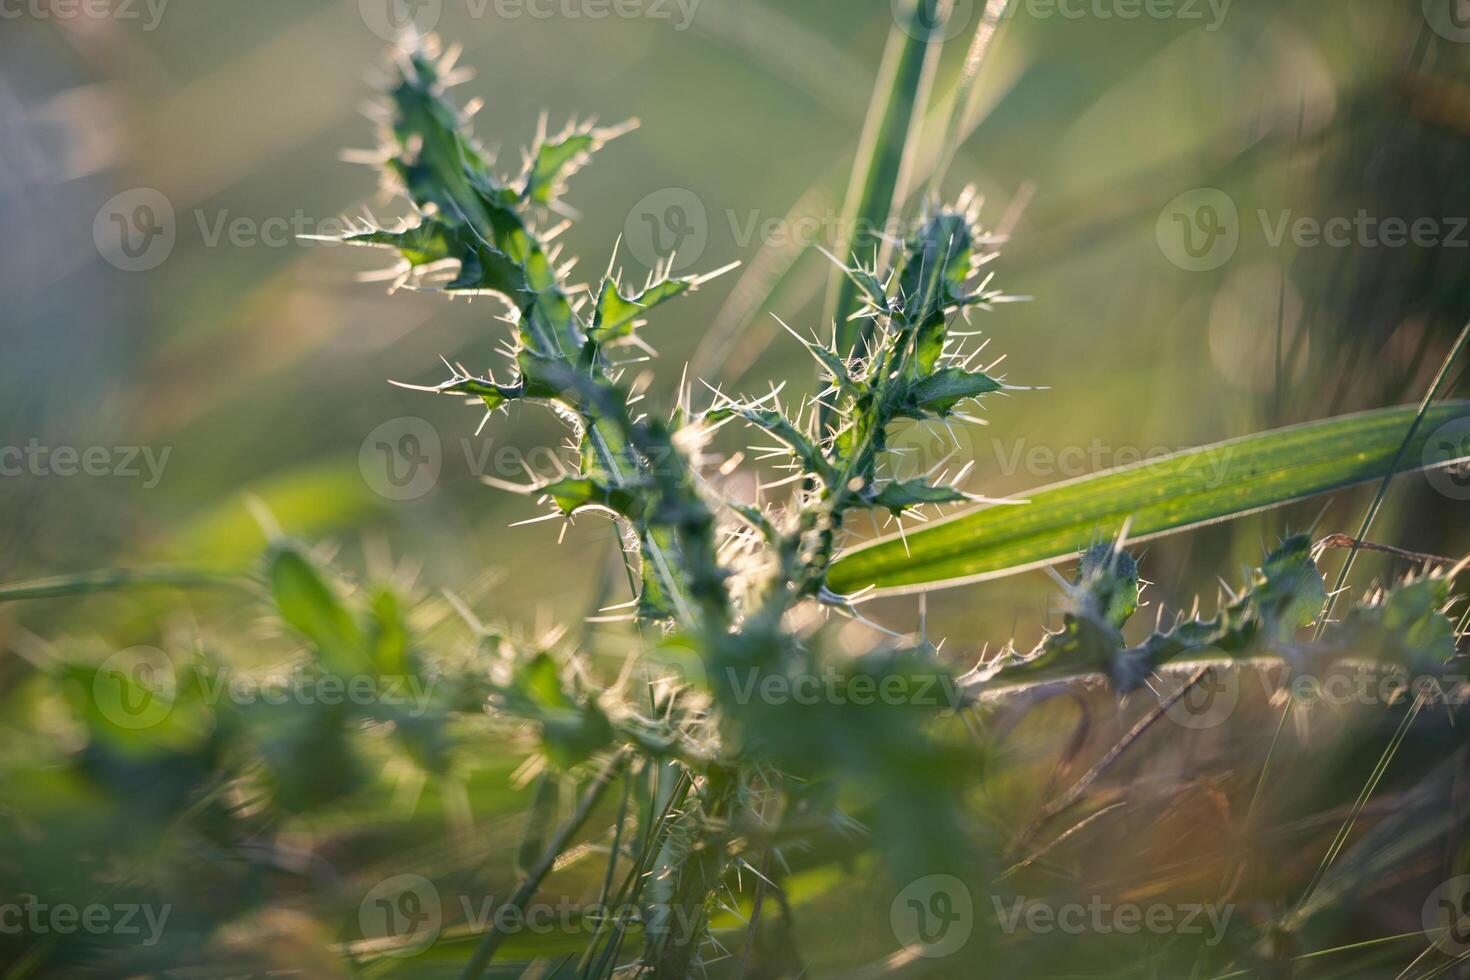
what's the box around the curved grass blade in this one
[827,402,1470,594]
[826,0,947,355]
[0,567,242,603]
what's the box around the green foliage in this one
[4,28,1468,980]
[829,401,1470,593]
[332,37,1468,979]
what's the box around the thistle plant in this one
[8,22,1470,980]
[343,36,1014,973]
[326,35,1470,979]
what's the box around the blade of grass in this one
[695,61,1299,389]
[928,0,1013,195]
[0,567,242,602]
[827,402,1470,594]
[825,0,947,356]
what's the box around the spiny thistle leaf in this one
[898,209,980,322]
[990,535,1463,698]
[346,221,460,268]
[900,366,1002,417]
[707,405,831,480]
[495,652,615,769]
[993,536,1343,693]
[539,475,647,519]
[589,275,694,343]
[522,121,630,207]
[837,260,891,314]
[1340,576,1460,676]
[870,477,971,515]
[1076,542,1140,630]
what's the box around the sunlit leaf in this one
[829,402,1470,594]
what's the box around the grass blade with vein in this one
[827,402,1470,594]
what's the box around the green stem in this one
[459,750,629,980]
[0,567,242,603]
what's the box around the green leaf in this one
[1076,543,1140,630]
[707,406,830,480]
[268,544,367,675]
[900,367,1001,417]
[637,552,676,622]
[1341,577,1459,676]
[589,276,693,343]
[523,131,598,206]
[539,475,645,519]
[346,221,460,268]
[839,261,891,313]
[828,402,1470,594]
[522,122,631,207]
[870,478,969,515]
[897,210,978,329]
[500,654,614,768]
[367,587,410,676]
